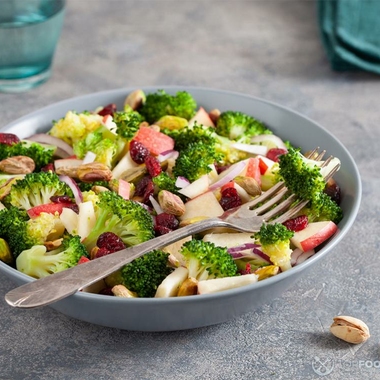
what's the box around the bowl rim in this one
[0,85,362,306]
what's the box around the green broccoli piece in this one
[83,190,154,251]
[254,223,294,272]
[180,239,238,281]
[152,172,180,194]
[215,111,272,142]
[165,124,223,181]
[73,125,126,168]
[120,250,173,297]
[0,207,36,259]
[15,235,88,279]
[139,90,197,123]
[0,140,55,171]
[302,192,343,224]
[4,171,73,210]
[113,110,144,141]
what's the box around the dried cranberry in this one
[129,140,150,164]
[99,287,114,296]
[155,213,179,230]
[215,164,230,174]
[283,215,308,232]
[142,179,155,204]
[239,262,252,275]
[41,163,55,172]
[154,225,172,236]
[50,195,74,204]
[324,179,341,205]
[267,148,287,162]
[219,187,242,211]
[0,133,20,146]
[98,103,117,116]
[97,232,126,252]
[145,155,162,177]
[134,176,152,197]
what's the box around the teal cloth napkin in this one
[318,0,380,74]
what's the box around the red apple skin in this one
[291,221,338,252]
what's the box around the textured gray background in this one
[1,1,379,379]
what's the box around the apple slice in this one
[188,107,215,127]
[291,221,338,252]
[197,274,258,294]
[178,174,209,199]
[180,191,224,221]
[155,267,189,298]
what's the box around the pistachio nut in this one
[234,176,262,196]
[112,284,137,298]
[158,190,186,216]
[77,162,113,183]
[0,155,35,174]
[330,316,370,344]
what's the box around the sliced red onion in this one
[250,134,288,150]
[157,150,179,162]
[175,176,191,189]
[149,195,163,214]
[26,134,74,158]
[82,151,97,164]
[227,244,271,263]
[59,175,83,204]
[231,142,268,156]
[227,243,261,253]
[209,160,246,191]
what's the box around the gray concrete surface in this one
[1,1,379,379]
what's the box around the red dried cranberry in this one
[0,133,20,146]
[215,164,230,174]
[144,155,162,177]
[99,287,114,296]
[267,148,287,162]
[219,187,242,211]
[283,215,308,232]
[97,232,126,252]
[98,103,117,116]
[134,176,153,198]
[50,195,74,204]
[324,180,341,205]
[154,225,172,236]
[239,262,252,275]
[155,213,179,230]
[41,163,55,172]
[129,140,150,164]
[94,247,113,259]
[142,179,155,204]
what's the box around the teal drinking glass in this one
[0,0,65,93]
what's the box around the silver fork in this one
[5,149,340,308]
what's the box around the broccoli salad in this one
[0,89,343,298]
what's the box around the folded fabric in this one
[318,0,380,74]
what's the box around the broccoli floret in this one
[277,147,327,204]
[73,125,125,168]
[120,250,173,297]
[83,191,154,251]
[15,235,89,279]
[113,110,144,141]
[254,223,294,272]
[139,90,197,124]
[165,124,223,181]
[302,192,343,224]
[0,207,39,258]
[4,171,73,210]
[152,172,180,194]
[215,111,272,142]
[48,110,103,146]
[77,180,110,192]
[180,239,238,281]
[0,140,55,171]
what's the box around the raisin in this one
[0,133,20,146]
[283,215,308,232]
[219,187,242,211]
[129,140,150,164]
[267,148,287,162]
[144,155,162,177]
[98,103,117,116]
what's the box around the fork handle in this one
[5,217,227,308]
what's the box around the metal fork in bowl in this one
[5,150,340,308]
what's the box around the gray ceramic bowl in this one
[0,86,361,331]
